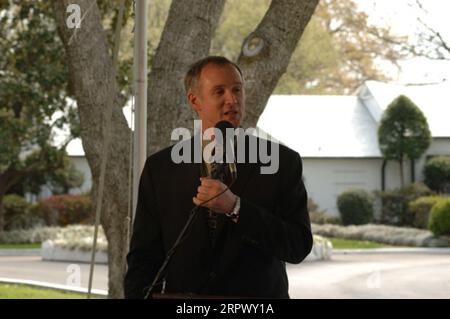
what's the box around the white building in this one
[65,138,92,194]
[66,81,450,216]
[258,81,450,216]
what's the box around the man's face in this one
[188,63,245,130]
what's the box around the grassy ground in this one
[0,283,104,299]
[0,243,41,249]
[326,237,389,249]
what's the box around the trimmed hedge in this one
[423,156,450,193]
[409,196,444,229]
[2,195,41,230]
[308,198,341,225]
[33,194,92,227]
[428,198,450,236]
[378,182,433,226]
[337,188,374,225]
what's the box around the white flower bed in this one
[312,223,449,247]
[0,225,105,246]
[41,239,108,264]
[305,235,333,262]
[0,225,108,263]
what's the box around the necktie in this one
[207,161,228,245]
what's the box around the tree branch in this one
[237,0,319,127]
[406,0,450,60]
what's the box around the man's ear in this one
[187,91,201,113]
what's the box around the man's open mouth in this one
[224,111,238,116]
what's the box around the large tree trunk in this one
[399,158,405,188]
[147,0,226,155]
[237,0,319,127]
[53,1,131,298]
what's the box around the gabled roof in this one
[257,95,382,158]
[257,81,450,158]
[359,80,450,137]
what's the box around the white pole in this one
[133,0,148,223]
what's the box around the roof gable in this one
[257,95,381,158]
[360,80,450,137]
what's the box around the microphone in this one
[212,120,237,183]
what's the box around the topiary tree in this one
[423,156,450,193]
[428,198,450,236]
[337,188,374,225]
[378,95,431,188]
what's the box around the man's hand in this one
[193,177,237,214]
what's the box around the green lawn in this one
[0,283,103,299]
[326,237,388,249]
[0,243,41,249]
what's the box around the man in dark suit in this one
[124,56,312,299]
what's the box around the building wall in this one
[69,156,92,194]
[302,158,382,216]
[302,138,450,217]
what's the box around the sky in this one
[357,0,450,84]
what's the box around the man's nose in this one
[224,89,237,104]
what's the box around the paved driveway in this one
[288,252,450,298]
[0,256,108,292]
[1,251,450,298]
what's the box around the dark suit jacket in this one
[124,135,312,299]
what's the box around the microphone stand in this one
[143,179,236,299]
[144,205,201,299]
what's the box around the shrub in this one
[409,196,444,229]
[312,223,449,247]
[337,188,374,225]
[428,198,450,236]
[309,211,342,225]
[2,194,41,230]
[423,156,450,193]
[378,182,433,226]
[308,198,320,214]
[34,195,92,226]
[308,198,341,225]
